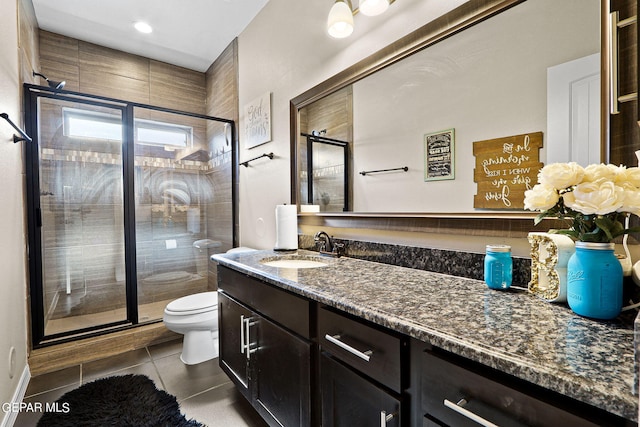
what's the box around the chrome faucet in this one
[314,231,344,257]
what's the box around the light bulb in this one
[134,22,153,34]
[359,0,389,16]
[327,1,354,38]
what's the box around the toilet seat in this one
[165,292,218,316]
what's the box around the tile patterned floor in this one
[15,339,268,427]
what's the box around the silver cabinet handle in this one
[240,315,246,354]
[444,399,500,427]
[324,334,373,362]
[244,317,251,360]
[380,410,394,426]
[244,317,258,360]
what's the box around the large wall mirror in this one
[290,0,634,215]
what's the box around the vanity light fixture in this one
[134,21,153,34]
[327,0,396,38]
[327,0,354,38]
[358,0,389,16]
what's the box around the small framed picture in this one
[244,92,272,149]
[424,128,455,181]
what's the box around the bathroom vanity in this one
[212,250,637,426]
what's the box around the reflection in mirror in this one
[295,0,600,214]
[301,133,350,212]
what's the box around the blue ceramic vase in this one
[566,242,623,320]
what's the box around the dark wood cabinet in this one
[218,292,252,399]
[318,306,407,426]
[217,264,634,427]
[421,349,635,427]
[318,306,406,394]
[217,268,312,427]
[320,352,401,427]
[252,312,312,427]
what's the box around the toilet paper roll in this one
[274,204,298,250]
[187,208,200,233]
[300,204,320,213]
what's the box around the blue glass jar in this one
[567,242,623,320]
[484,245,512,290]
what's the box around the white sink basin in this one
[260,256,328,269]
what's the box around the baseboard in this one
[0,365,31,427]
[29,323,179,376]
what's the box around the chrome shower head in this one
[33,71,66,90]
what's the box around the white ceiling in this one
[31,0,270,72]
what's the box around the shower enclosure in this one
[24,84,236,347]
[301,133,349,212]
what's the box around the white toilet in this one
[163,291,219,365]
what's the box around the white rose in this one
[618,189,640,216]
[615,166,640,188]
[583,163,620,182]
[538,162,584,190]
[563,179,625,215]
[524,184,559,211]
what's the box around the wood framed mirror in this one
[290,0,636,218]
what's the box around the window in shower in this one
[24,86,236,347]
[63,108,194,149]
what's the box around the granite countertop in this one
[212,249,638,421]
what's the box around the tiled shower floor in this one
[15,339,268,427]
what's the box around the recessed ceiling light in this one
[134,21,153,34]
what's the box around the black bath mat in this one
[37,374,204,427]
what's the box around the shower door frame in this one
[303,133,350,212]
[24,84,238,348]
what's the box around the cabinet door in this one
[252,315,312,427]
[321,352,401,427]
[218,292,252,400]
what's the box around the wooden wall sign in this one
[473,132,543,209]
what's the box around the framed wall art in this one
[244,92,271,149]
[424,128,455,181]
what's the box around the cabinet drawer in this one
[318,306,405,393]
[218,266,311,339]
[422,350,629,427]
[321,352,401,427]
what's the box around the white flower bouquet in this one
[524,162,640,242]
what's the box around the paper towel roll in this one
[274,204,298,250]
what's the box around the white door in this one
[547,53,600,166]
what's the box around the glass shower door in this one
[306,135,349,212]
[133,106,221,322]
[35,96,128,338]
[26,84,236,347]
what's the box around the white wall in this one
[0,0,30,421]
[237,0,466,249]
